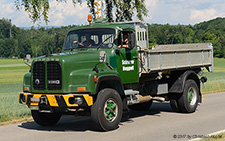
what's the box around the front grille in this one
[33,61,62,90]
[33,62,46,90]
[47,61,62,90]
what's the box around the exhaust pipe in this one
[127,94,152,106]
[135,95,152,104]
[127,94,165,106]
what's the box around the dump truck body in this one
[19,21,213,131]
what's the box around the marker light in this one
[78,87,86,91]
[87,14,93,23]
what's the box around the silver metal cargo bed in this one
[139,43,213,73]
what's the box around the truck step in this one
[124,89,139,95]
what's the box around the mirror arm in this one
[115,48,120,54]
[23,58,31,68]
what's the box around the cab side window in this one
[118,32,129,48]
[118,31,135,49]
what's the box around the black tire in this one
[31,110,61,126]
[170,99,180,112]
[128,100,153,111]
[169,94,181,112]
[178,80,199,113]
[91,88,123,131]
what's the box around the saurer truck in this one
[19,19,213,131]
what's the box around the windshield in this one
[64,28,115,50]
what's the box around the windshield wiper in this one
[97,35,113,50]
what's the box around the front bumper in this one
[19,93,93,112]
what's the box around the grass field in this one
[0,59,30,122]
[0,58,225,123]
[201,132,225,141]
[201,58,225,94]
[0,59,25,65]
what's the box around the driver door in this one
[116,31,139,84]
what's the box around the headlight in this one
[69,97,83,105]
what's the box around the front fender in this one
[23,72,31,92]
[68,69,96,93]
[95,74,127,111]
[96,75,124,94]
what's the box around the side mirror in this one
[23,54,31,68]
[128,33,135,49]
[26,54,31,64]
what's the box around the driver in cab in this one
[118,34,129,48]
[73,33,95,47]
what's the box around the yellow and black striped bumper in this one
[18,93,93,109]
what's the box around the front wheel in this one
[178,80,199,113]
[91,88,123,131]
[31,110,61,126]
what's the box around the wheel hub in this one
[188,91,193,103]
[188,87,197,106]
[104,99,118,122]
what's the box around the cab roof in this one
[68,20,135,32]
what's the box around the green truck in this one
[19,19,213,131]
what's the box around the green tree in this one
[0,18,12,39]
[0,38,18,58]
[0,39,5,58]
[17,39,32,58]
[38,33,55,55]
[15,0,148,23]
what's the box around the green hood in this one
[31,48,114,94]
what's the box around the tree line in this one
[0,18,77,58]
[148,17,225,58]
[0,17,225,58]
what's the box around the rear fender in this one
[169,70,201,102]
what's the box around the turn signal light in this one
[24,87,29,91]
[94,75,97,83]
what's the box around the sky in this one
[0,0,225,27]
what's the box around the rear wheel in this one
[31,110,61,126]
[178,80,199,113]
[91,88,123,131]
[169,94,181,112]
[128,100,153,111]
